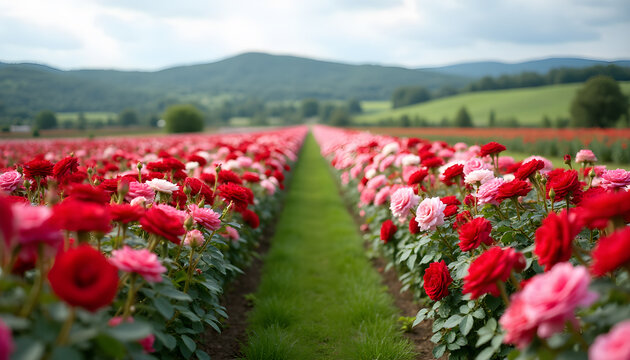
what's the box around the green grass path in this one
[243,133,414,360]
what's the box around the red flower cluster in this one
[140,206,186,244]
[463,247,525,299]
[534,210,580,271]
[514,160,544,180]
[23,158,53,180]
[458,217,493,252]
[380,219,397,244]
[423,261,453,301]
[591,227,630,277]
[53,199,113,233]
[546,169,581,202]
[479,142,506,157]
[496,180,532,202]
[218,183,253,212]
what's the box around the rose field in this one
[1,125,630,360]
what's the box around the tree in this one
[329,107,351,127]
[118,109,139,127]
[300,99,319,118]
[488,110,496,127]
[35,110,57,129]
[163,104,204,133]
[570,76,629,128]
[77,112,87,130]
[391,86,430,108]
[347,98,362,114]
[454,106,474,127]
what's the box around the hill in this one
[425,57,630,78]
[0,52,469,114]
[354,82,630,126]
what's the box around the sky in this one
[0,0,629,70]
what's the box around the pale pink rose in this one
[360,188,376,205]
[153,204,187,222]
[260,179,276,195]
[381,142,399,155]
[498,156,515,171]
[468,145,481,156]
[341,171,350,186]
[379,155,396,172]
[110,246,167,283]
[350,164,363,179]
[401,154,420,167]
[389,187,420,219]
[184,229,205,247]
[453,142,468,152]
[236,156,253,168]
[600,169,630,191]
[0,319,14,360]
[575,149,598,163]
[523,155,553,174]
[521,263,597,339]
[589,320,630,360]
[222,226,239,241]
[374,186,391,206]
[360,224,369,232]
[0,171,22,193]
[126,182,155,203]
[364,166,377,180]
[438,148,454,159]
[464,158,491,175]
[402,166,421,183]
[366,174,387,190]
[145,178,179,194]
[464,169,495,185]
[359,210,366,217]
[500,292,536,349]
[13,204,63,260]
[130,196,147,207]
[414,197,447,231]
[187,204,221,231]
[475,177,505,206]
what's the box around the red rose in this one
[422,157,444,169]
[0,195,15,248]
[199,173,216,186]
[479,142,506,157]
[109,204,145,224]
[505,161,523,174]
[53,156,79,182]
[546,169,581,202]
[408,169,429,185]
[218,183,252,212]
[66,184,110,204]
[463,247,525,299]
[140,206,186,244]
[380,219,397,244]
[22,158,54,180]
[423,261,453,301]
[514,160,544,180]
[534,210,581,271]
[187,154,207,167]
[496,180,532,202]
[162,158,185,172]
[48,245,119,312]
[441,164,464,186]
[218,170,243,185]
[453,210,473,230]
[242,172,261,183]
[409,217,420,234]
[591,227,630,277]
[576,190,630,230]
[53,199,112,233]
[241,209,260,229]
[273,170,285,183]
[458,217,493,252]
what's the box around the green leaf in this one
[95,334,127,358]
[181,335,197,352]
[50,346,83,360]
[447,331,456,343]
[413,308,428,327]
[12,338,45,360]
[196,349,211,360]
[161,287,193,302]
[444,314,463,329]
[476,333,494,347]
[154,331,177,350]
[420,254,433,264]
[472,308,485,319]
[475,346,496,360]
[106,322,152,341]
[491,334,504,349]
[153,297,175,319]
[430,332,443,344]
[433,344,446,359]
[460,314,474,336]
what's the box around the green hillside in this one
[355,82,630,126]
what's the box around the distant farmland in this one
[357,82,630,126]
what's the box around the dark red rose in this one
[408,169,429,185]
[423,260,453,301]
[546,169,581,202]
[409,217,420,234]
[98,178,121,194]
[496,180,532,202]
[479,142,507,157]
[199,172,216,186]
[53,199,112,233]
[218,183,252,212]
[169,189,187,209]
[140,206,186,244]
[48,245,119,312]
[187,154,207,167]
[109,204,145,224]
[242,172,261,183]
[241,209,260,229]
[162,157,186,172]
[463,247,525,299]
[563,154,572,164]
[591,227,630,277]
[575,190,630,229]
[53,156,79,182]
[218,170,242,185]
[458,217,493,252]
[0,195,15,248]
[505,161,523,174]
[464,194,477,207]
[534,210,581,271]
[172,169,187,181]
[380,219,397,244]
[441,164,464,186]
[514,160,544,180]
[66,184,110,204]
[453,210,473,230]
[441,195,460,218]
[184,177,214,204]
[273,170,285,183]
[146,161,170,173]
[422,157,444,169]
[23,158,54,180]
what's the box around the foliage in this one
[34,110,58,130]
[300,98,320,118]
[454,106,474,127]
[570,76,629,128]
[347,98,363,114]
[163,104,204,133]
[328,107,351,127]
[392,86,431,108]
[119,109,139,127]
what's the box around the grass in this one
[57,112,118,124]
[504,151,630,170]
[242,133,414,360]
[355,82,630,126]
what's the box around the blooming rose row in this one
[313,125,630,360]
[0,126,307,359]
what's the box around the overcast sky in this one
[0,0,629,70]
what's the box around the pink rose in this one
[187,204,221,231]
[109,245,166,283]
[499,292,536,349]
[360,188,376,205]
[379,155,396,172]
[463,158,491,175]
[600,169,630,191]
[575,149,597,163]
[184,229,205,247]
[498,156,515,171]
[145,178,179,194]
[350,164,363,179]
[0,171,22,193]
[464,169,495,185]
[475,177,506,206]
[374,186,391,206]
[126,182,155,204]
[0,319,14,360]
[589,320,630,360]
[13,203,63,261]
[221,226,239,241]
[366,174,387,190]
[389,187,420,219]
[414,197,447,231]
[260,179,276,195]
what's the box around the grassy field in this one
[243,134,414,360]
[57,112,118,125]
[355,82,630,126]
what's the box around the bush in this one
[163,104,204,133]
[570,75,629,128]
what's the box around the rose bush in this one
[0,126,306,359]
[314,125,630,360]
